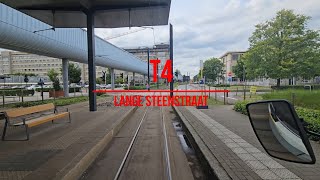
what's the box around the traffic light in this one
[175,71,178,77]
[120,73,123,78]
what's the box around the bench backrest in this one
[4,103,55,118]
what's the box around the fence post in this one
[215,87,217,100]
[243,85,246,100]
[21,89,24,103]
[2,92,4,108]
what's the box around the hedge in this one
[271,85,320,90]
[234,101,320,140]
[0,89,35,96]
[10,96,89,108]
[36,87,81,93]
[209,84,231,87]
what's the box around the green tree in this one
[68,63,82,84]
[48,69,61,91]
[202,57,224,83]
[244,9,320,86]
[233,59,246,81]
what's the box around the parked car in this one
[27,85,40,90]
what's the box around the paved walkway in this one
[0,98,135,180]
[176,105,320,180]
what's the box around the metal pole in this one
[2,92,4,108]
[157,58,159,89]
[41,85,44,102]
[62,58,69,97]
[170,24,174,97]
[111,68,115,90]
[147,48,150,91]
[87,11,97,111]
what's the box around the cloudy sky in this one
[95,0,320,77]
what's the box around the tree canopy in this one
[202,57,224,83]
[243,9,320,86]
[68,63,82,84]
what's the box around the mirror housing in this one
[246,100,316,164]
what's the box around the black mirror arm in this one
[300,118,320,138]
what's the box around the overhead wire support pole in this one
[86,10,97,111]
[147,48,150,91]
[170,24,173,97]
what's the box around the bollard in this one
[224,89,226,105]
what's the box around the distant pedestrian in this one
[146,83,150,91]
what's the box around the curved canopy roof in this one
[0,3,170,75]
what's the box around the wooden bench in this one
[2,103,70,140]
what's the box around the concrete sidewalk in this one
[175,105,320,180]
[0,99,136,180]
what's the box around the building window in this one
[232,54,239,61]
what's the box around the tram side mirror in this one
[246,100,316,164]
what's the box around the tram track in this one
[82,105,194,180]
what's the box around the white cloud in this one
[95,0,320,77]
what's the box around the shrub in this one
[10,96,89,108]
[210,84,231,87]
[233,101,251,115]
[124,86,146,90]
[0,89,35,96]
[36,88,53,92]
[295,107,320,140]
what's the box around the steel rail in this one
[113,107,149,180]
[161,107,172,180]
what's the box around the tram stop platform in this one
[0,99,136,180]
[174,105,320,180]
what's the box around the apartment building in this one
[0,51,106,83]
[219,51,316,86]
[219,51,246,83]
[122,43,170,83]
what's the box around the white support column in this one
[111,68,115,90]
[62,58,69,97]
[133,72,135,86]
